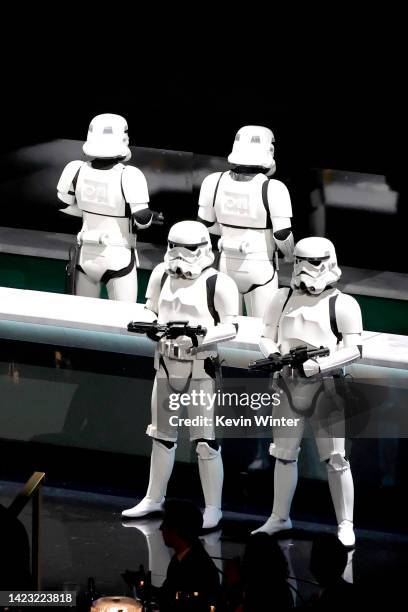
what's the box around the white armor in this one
[57,114,152,302]
[198,126,294,318]
[228,125,276,175]
[253,238,363,547]
[164,220,215,279]
[291,236,341,296]
[122,222,239,529]
[83,113,131,160]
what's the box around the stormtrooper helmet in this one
[228,125,276,174]
[291,237,341,295]
[83,114,131,161]
[164,221,214,279]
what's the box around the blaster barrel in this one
[307,346,330,358]
[249,345,329,372]
[127,320,207,338]
[127,321,163,334]
[248,357,282,371]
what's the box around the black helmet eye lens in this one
[308,258,323,267]
[168,240,208,253]
[295,255,329,267]
[168,241,200,252]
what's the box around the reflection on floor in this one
[1,481,406,606]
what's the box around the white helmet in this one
[164,221,214,279]
[228,125,276,174]
[83,114,131,160]
[291,237,341,295]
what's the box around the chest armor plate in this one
[278,290,339,353]
[158,273,215,327]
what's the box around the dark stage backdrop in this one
[0,56,405,271]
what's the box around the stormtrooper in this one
[122,221,239,529]
[252,237,363,547]
[57,113,153,301]
[198,125,294,318]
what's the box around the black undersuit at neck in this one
[91,158,124,170]
[230,165,268,180]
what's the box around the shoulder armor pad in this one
[198,172,224,209]
[263,287,291,324]
[57,160,84,195]
[122,165,149,204]
[213,270,240,321]
[146,262,167,300]
[335,293,363,334]
[267,179,292,218]
[214,270,240,294]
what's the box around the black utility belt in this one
[220,222,269,229]
[81,210,128,218]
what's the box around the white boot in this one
[252,459,297,535]
[327,458,355,548]
[337,520,355,548]
[122,440,176,518]
[252,513,293,535]
[196,442,223,529]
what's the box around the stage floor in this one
[1,481,407,607]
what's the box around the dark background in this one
[0,34,405,272]
[1,39,403,173]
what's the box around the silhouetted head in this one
[160,499,203,551]
[243,533,289,583]
[310,533,348,586]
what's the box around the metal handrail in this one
[8,471,46,590]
